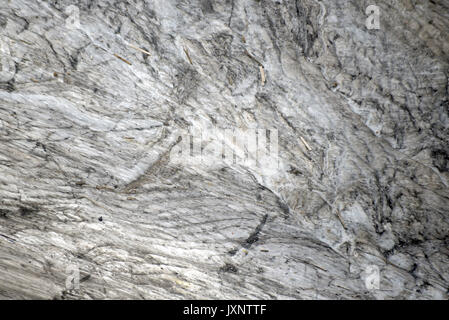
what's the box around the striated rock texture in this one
[0,0,448,299]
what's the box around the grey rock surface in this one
[0,0,448,299]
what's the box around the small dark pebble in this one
[221,263,238,273]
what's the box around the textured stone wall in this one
[0,0,448,299]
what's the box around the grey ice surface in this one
[0,0,448,299]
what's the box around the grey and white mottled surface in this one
[0,0,448,299]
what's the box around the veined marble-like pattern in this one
[0,0,448,299]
